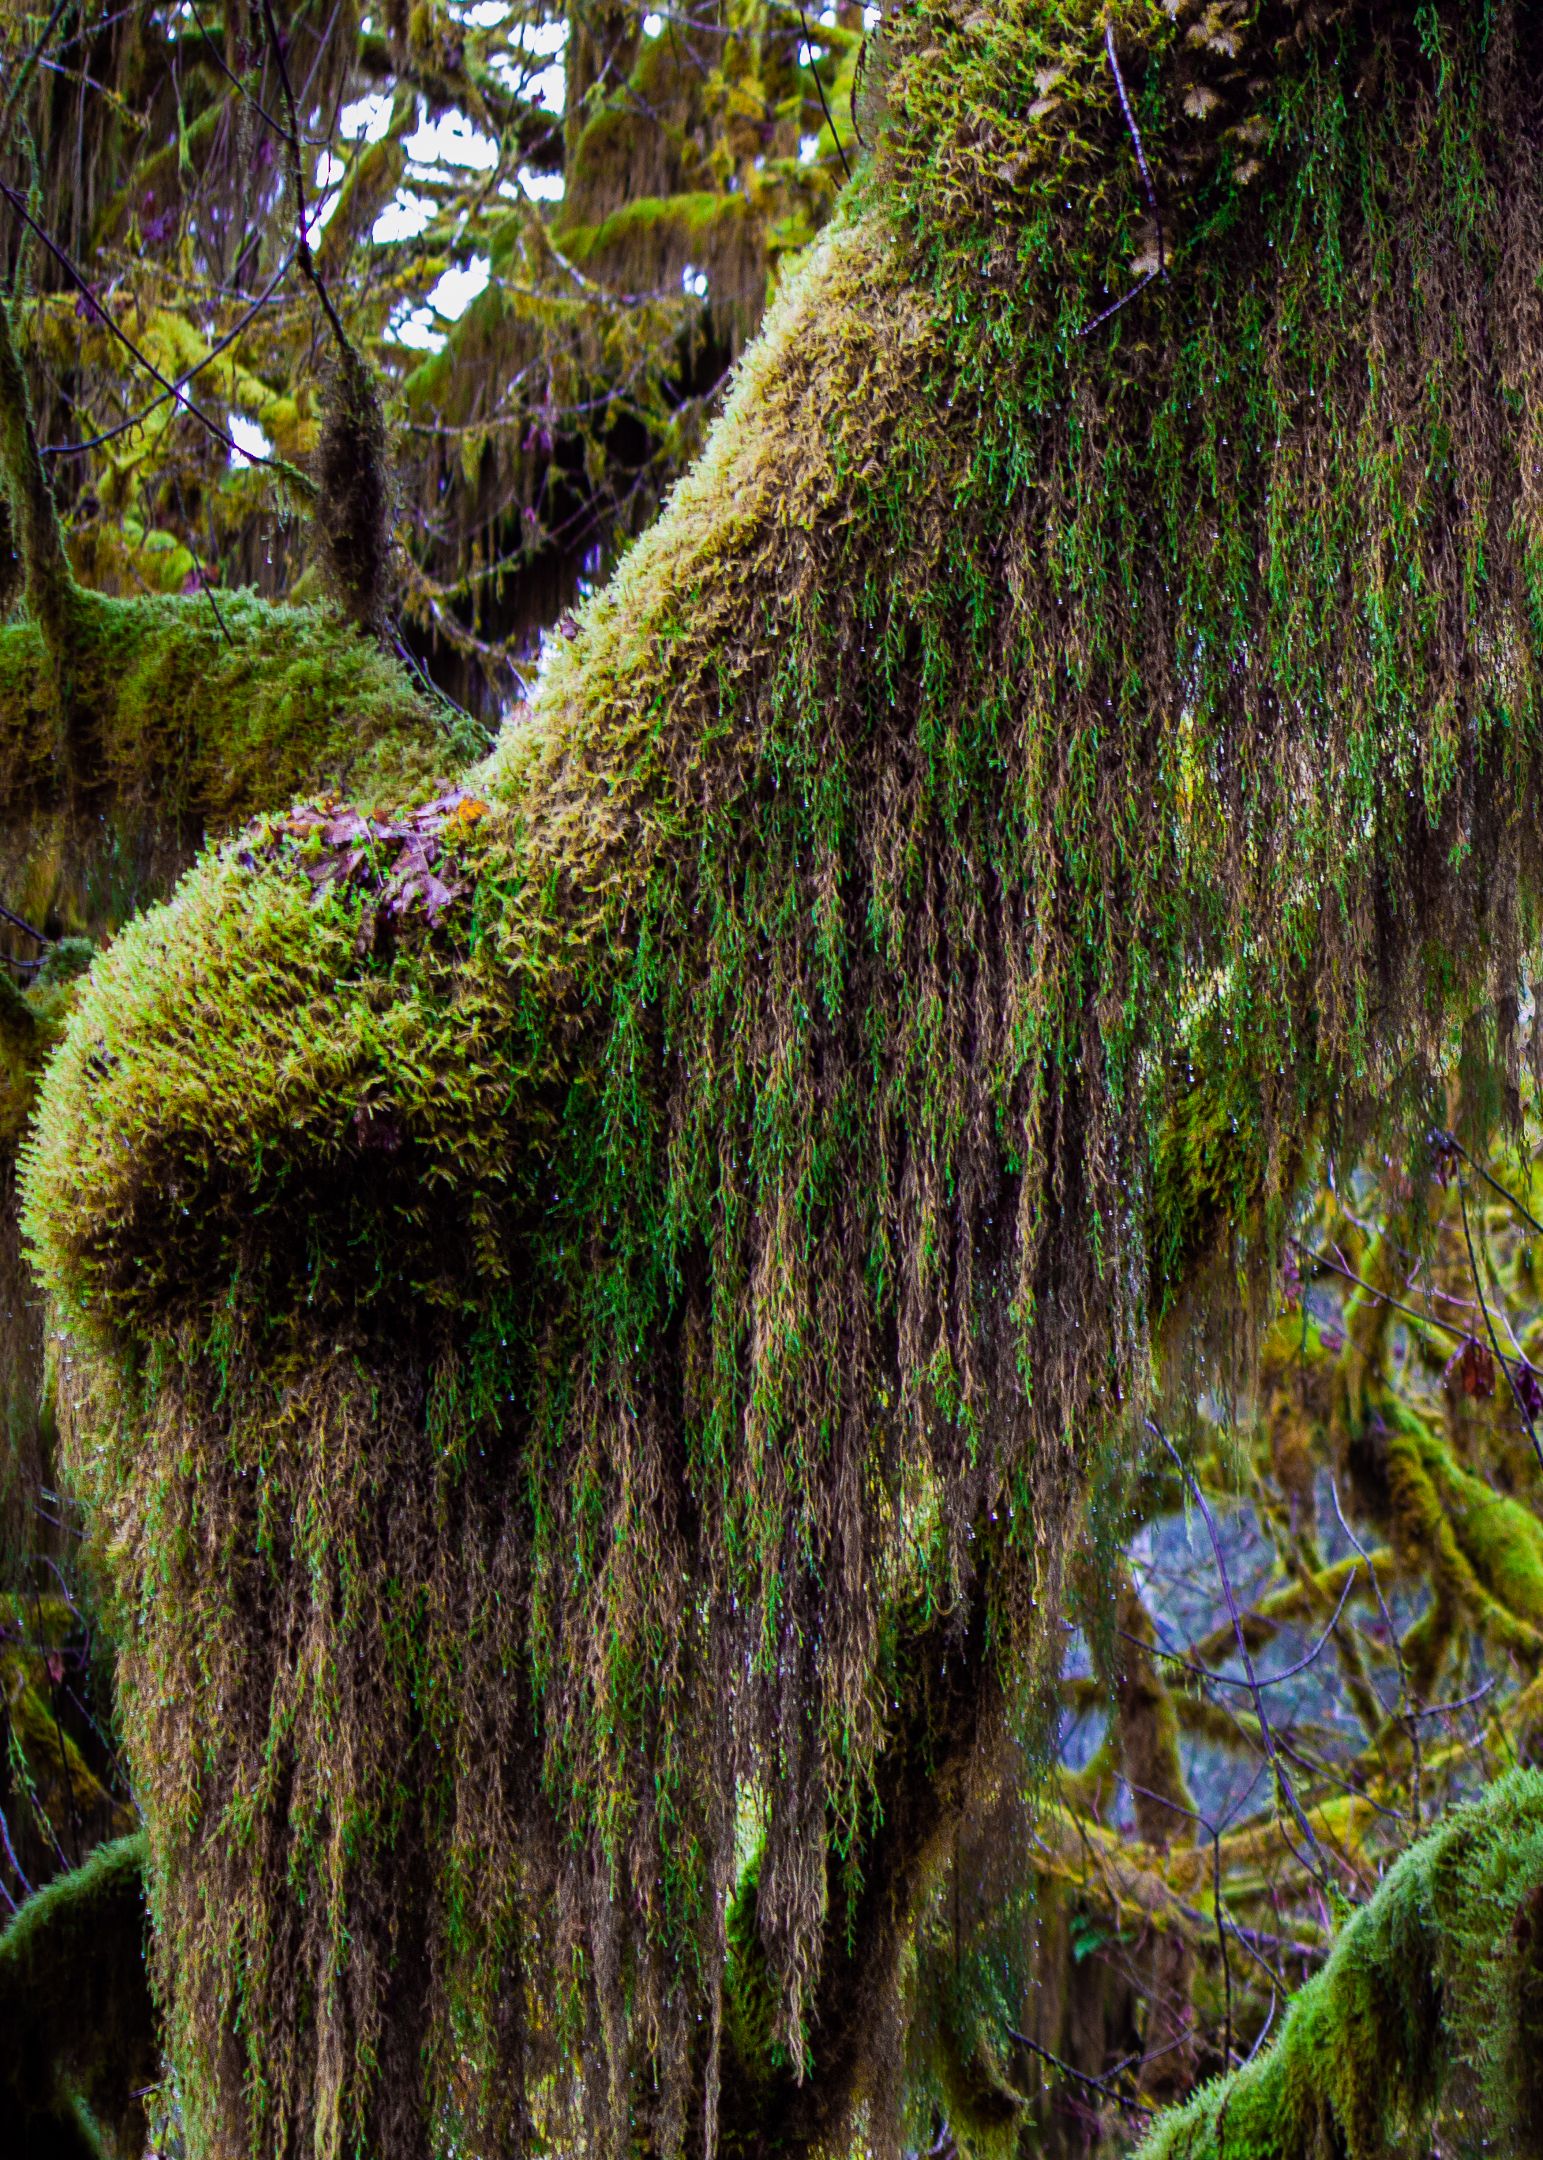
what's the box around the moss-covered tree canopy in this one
[17,0,1543,2154]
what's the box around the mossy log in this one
[0,545,467,1567]
[0,586,464,935]
[24,1,1543,2156]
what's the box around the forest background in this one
[4,2,1543,2155]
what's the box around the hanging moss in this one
[1135,1769,1543,2160]
[0,577,467,1582]
[313,344,396,635]
[25,3,1543,2157]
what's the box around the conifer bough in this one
[22,0,1543,2153]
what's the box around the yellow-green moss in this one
[1136,1770,1543,2160]
[25,4,1543,2157]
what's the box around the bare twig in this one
[1004,2024,1154,2121]
[1120,1561,1358,1691]
[1455,1171,1543,1476]
[1080,25,1167,336]
[0,180,308,485]
[258,0,351,350]
[851,32,871,150]
[1436,1126,1543,1242]
[1147,1418,1336,1895]
[0,898,50,946]
[42,249,298,458]
[797,6,853,182]
[1292,1235,1543,1390]
[1242,1990,1277,2067]
[185,0,315,148]
[1330,1479,1416,1816]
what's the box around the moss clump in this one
[0,584,462,838]
[1136,1770,1543,2160]
[27,3,1543,2156]
[0,1833,155,2160]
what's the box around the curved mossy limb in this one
[0,1833,155,2160]
[1135,1770,1543,2160]
[0,585,470,934]
[0,579,467,1565]
[26,4,1543,2157]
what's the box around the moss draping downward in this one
[1136,1769,1543,2160]
[25,2,1543,2155]
[0,576,466,1582]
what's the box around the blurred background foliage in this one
[0,0,863,714]
[900,1109,1543,2156]
[6,6,1543,2156]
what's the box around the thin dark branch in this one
[1115,1776,1238,2061]
[1292,1235,1543,1382]
[851,33,870,150]
[1213,1810,1233,2065]
[258,0,351,351]
[1437,1126,1543,1242]
[0,898,50,945]
[43,250,297,457]
[1330,1479,1416,1812]
[0,1797,33,1901]
[1079,266,1164,337]
[1147,1418,1336,1895]
[1004,2025,1153,2121]
[0,180,301,480]
[1119,1560,1357,1692]
[1405,1677,1498,1720]
[1242,1990,1277,2067]
[1456,1173,1543,1476]
[185,0,314,147]
[170,471,233,646]
[797,5,852,182]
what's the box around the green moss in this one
[558,190,759,278]
[0,581,474,956]
[1136,1770,1543,2160]
[0,585,461,826]
[0,1834,155,2160]
[1380,1396,1543,1653]
[25,4,1543,2156]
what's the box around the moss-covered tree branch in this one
[24,3,1543,2157]
[1136,1770,1543,2160]
[0,1833,155,2160]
